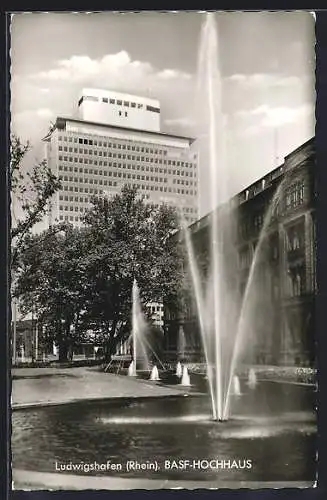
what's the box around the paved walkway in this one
[11,366,186,409]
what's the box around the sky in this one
[10,11,315,216]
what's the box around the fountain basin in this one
[12,379,316,484]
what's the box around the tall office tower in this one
[43,89,199,227]
[77,88,161,132]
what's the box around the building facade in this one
[77,88,161,132]
[164,138,316,367]
[43,90,199,227]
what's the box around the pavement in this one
[11,366,187,409]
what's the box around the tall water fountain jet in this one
[184,12,237,421]
[182,12,286,421]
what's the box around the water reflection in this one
[12,381,316,482]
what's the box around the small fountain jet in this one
[128,360,136,377]
[176,361,183,378]
[233,375,241,396]
[248,368,257,389]
[180,365,191,387]
[150,365,160,381]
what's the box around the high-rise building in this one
[77,88,161,132]
[43,90,199,227]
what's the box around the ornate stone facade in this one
[164,138,316,367]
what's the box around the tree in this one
[13,224,93,361]
[10,135,61,268]
[13,184,185,362]
[83,185,185,360]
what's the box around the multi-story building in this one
[77,88,161,132]
[43,90,199,226]
[164,137,316,367]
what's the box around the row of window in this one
[58,201,196,214]
[58,163,196,178]
[59,177,197,196]
[239,186,306,239]
[59,213,195,223]
[78,95,160,113]
[148,304,164,314]
[57,154,196,172]
[59,215,85,222]
[58,170,197,186]
[238,232,307,270]
[59,136,164,153]
[61,185,116,193]
[57,136,197,161]
[58,148,196,168]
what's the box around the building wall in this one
[164,138,316,367]
[77,88,160,132]
[45,117,199,227]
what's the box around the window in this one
[285,181,305,209]
[117,100,122,105]
[124,101,129,107]
[102,97,108,103]
[109,99,115,104]
[84,95,98,102]
[288,266,305,296]
[286,222,304,251]
[253,213,263,231]
[131,102,136,108]
[146,105,160,113]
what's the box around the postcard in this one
[10,10,316,491]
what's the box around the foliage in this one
[14,185,185,361]
[10,135,61,268]
[82,185,185,358]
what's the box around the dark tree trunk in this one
[58,341,68,362]
[58,321,71,362]
[104,320,117,363]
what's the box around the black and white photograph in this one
[10,10,316,490]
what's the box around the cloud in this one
[13,50,195,143]
[164,117,196,128]
[227,72,312,90]
[30,51,193,91]
[36,108,54,119]
[11,108,55,142]
[252,103,313,126]
[228,73,247,83]
[241,103,314,135]
[157,69,191,80]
